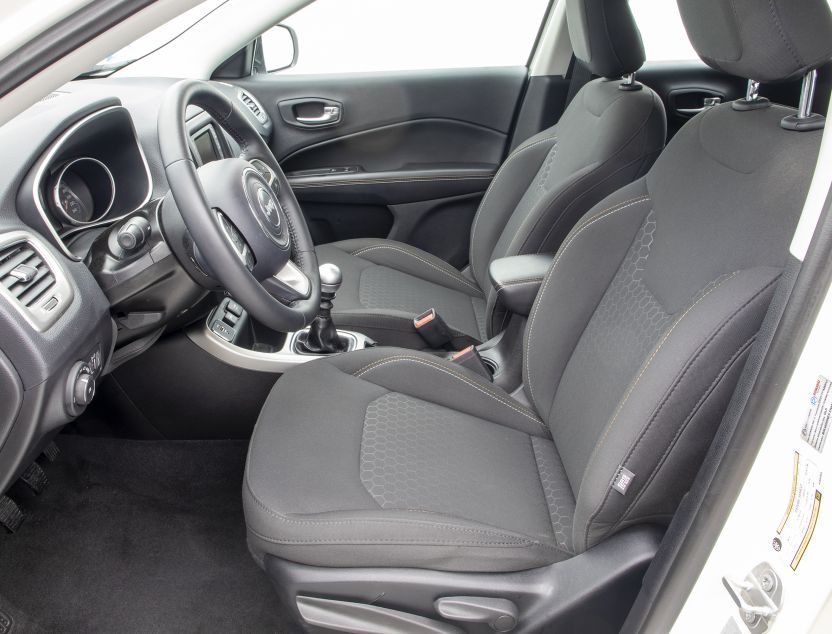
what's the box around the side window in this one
[264,0,551,74]
[629,0,699,62]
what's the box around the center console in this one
[187,254,552,386]
[186,290,375,374]
[187,298,375,373]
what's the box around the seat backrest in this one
[523,0,832,553]
[468,0,666,336]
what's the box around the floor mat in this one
[0,436,298,633]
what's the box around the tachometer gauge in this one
[49,157,115,226]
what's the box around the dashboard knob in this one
[117,222,145,251]
[73,368,96,407]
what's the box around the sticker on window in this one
[801,375,830,453]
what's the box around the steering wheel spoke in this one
[248,158,279,193]
[262,260,312,303]
[215,210,256,271]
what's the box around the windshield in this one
[78,0,226,78]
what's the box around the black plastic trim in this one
[0,0,153,98]
[264,526,662,634]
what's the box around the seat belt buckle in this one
[449,345,493,380]
[413,308,454,349]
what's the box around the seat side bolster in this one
[329,347,549,438]
[469,131,560,289]
[572,267,781,552]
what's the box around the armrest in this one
[488,254,554,317]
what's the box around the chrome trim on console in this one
[186,321,367,373]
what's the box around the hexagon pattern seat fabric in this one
[244,347,576,572]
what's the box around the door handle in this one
[669,89,724,118]
[296,105,341,125]
[676,96,722,115]
[278,98,343,129]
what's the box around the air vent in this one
[238,90,269,125]
[0,233,73,331]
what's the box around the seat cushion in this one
[244,348,574,572]
[316,239,487,349]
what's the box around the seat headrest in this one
[565,0,646,79]
[677,0,832,83]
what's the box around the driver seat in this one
[245,0,831,631]
[316,0,666,349]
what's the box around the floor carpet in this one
[0,436,299,633]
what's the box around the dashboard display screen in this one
[193,128,220,164]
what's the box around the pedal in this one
[42,442,60,463]
[0,496,24,533]
[20,463,48,494]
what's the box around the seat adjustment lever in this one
[434,596,519,632]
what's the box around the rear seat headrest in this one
[677,0,832,83]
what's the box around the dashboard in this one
[0,76,271,495]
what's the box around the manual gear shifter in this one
[299,263,347,354]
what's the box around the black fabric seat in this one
[244,348,573,572]
[317,0,666,349]
[245,0,832,584]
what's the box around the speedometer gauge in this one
[57,179,90,222]
[49,157,115,226]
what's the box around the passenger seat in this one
[316,0,667,349]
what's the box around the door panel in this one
[280,119,506,173]
[231,67,526,265]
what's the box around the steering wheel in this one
[157,79,320,333]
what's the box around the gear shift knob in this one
[319,263,342,296]
[298,262,346,355]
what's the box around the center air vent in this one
[0,233,73,331]
[238,90,269,125]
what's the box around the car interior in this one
[0,0,831,632]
